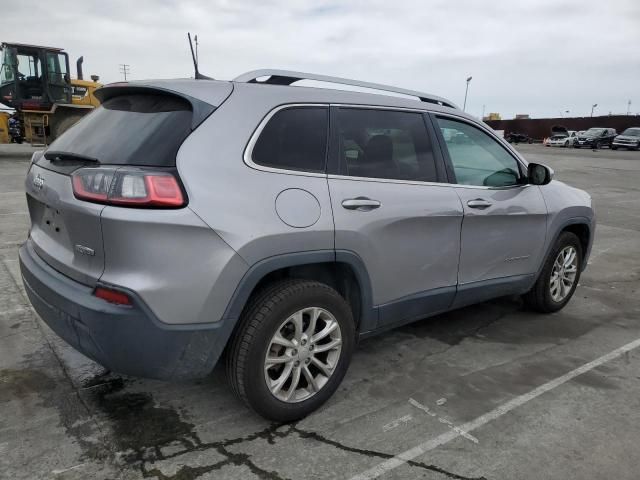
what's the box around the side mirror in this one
[528,163,553,185]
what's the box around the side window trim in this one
[429,112,528,188]
[243,103,330,178]
[425,112,457,184]
[421,111,450,183]
[327,105,450,184]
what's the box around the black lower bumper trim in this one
[19,241,233,380]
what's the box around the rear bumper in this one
[19,240,234,380]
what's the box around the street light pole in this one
[463,76,472,112]
[590,103,597,117]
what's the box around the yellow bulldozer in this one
[0,42,102,145]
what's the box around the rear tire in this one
[227,279,355,421]
[612,146,618,150]
[523,232,582,313]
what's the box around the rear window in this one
[47,94,193,166]
[252,107,328,173]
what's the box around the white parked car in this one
[545,126,578,147]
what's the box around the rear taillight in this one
[71,167,186,208]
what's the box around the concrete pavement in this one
[1,145,639,480]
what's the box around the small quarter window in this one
[252,107,328,173]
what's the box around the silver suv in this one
[20,70,595,421]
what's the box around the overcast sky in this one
[2,0,639,118]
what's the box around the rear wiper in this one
[44,151,100,163]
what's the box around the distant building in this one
[515,114,530,119]
[483,112,501,121]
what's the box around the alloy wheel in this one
[549,246,578,302]
[264,307,343,403]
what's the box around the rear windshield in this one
[47,94,193,166]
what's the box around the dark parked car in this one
[612,128,640,150]
[506,132,532,144]
[574,128,617,149]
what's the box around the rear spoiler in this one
[94,84,216,130]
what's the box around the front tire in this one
[227,280,355,421]
[524,232,582,313]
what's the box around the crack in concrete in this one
[290,426,487,480]
[125,423,294,480]
[111,418,485,480]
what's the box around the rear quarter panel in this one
[99,207,248,325]
[176,84,335,266]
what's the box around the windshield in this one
[622,128,640,137]
[585,128,605,136]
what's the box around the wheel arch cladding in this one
[547,217,594,273]
[562,223,591,262]
[221,250,377,335]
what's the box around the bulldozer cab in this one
[0,42,72,111]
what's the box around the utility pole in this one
[463,76,472,112]
[481,104,486,120]
[627,99,632,116]
[119,64,130,81]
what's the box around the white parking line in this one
[408,398,478,444]
[350,337,640,480]
[382,414,413,432]
[52,463,86,475]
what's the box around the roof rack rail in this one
[233,69,458,109]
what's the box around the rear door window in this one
[334,108,438,182]
[47,93,193,166]
[252,107,328,173]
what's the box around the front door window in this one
[436,117,522,187]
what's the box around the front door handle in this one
[467,199,493,209]
[342,197,381,211]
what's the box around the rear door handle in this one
[467,199,493,209]
[342,197,381,211]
